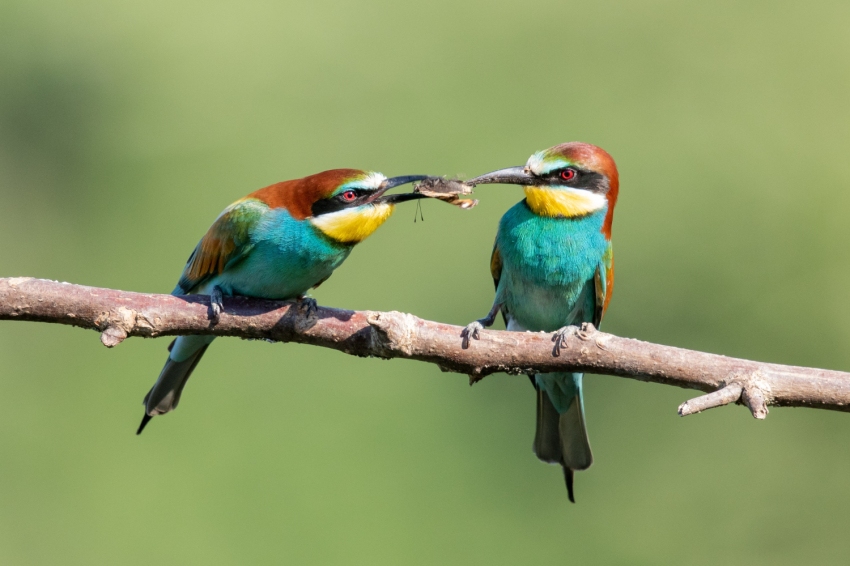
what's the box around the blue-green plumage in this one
[178,207,352,299]
[495,201,607,332]
[139,168,431,434]
[465,141,620,502]
[496,202,606,499]
[167,208,352,365]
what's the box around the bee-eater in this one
[138,169,432,434]
[462,142,618,502]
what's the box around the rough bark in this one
[2,277,849,417]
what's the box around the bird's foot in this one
[297,295,318,318]
[552,325,580,357]
[209,286,224,323]
[577,322,597,339]
[461,320,485,349]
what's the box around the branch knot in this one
[741,371,772,420]
[366,311,418,356]
[96,306,138,347]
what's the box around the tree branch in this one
[2,277,849,417]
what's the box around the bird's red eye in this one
[342,190,357,202]
[560,168,576,182]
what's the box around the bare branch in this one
[2,277,850,416]
[678,383,743,416]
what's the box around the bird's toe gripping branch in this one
[461,303,502,350]
[551,322,599,357]
[209,286,224,323]
[460,321,484,349]
[297,295,319,319]
[552,325,579,357]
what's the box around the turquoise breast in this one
[496,201,608,332]
[201,208,352,300]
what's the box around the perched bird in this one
[462,142,619,502]
[138,169,432,434]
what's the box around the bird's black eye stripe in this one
[312,188,372,217]
[545,168,607,193]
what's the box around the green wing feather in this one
[490,240,510,325]
[489,239,502,292]
[593,242,614,328]
[177,198,268,293]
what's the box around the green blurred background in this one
[2,0,850,563]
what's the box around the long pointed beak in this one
[467,166,535,186]
[369,175,430,204]
[378,192,428,204]
[381,175,430,190]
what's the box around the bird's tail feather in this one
[137,335,214,434]
[533,372,593,502]
[534,387,563,464]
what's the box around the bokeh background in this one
[2,0,850,563]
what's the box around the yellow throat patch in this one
[311,203,395,244]
[524,186,606,218]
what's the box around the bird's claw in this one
[461,320,485,349]
[209,286,224,323]
[552,325,579,357]
[297,295,318,318]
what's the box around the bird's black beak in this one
[377,192,429,204]
[382,175,431,190]
[467,166,535,186]
[370,175,431,204]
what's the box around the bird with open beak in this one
[138,169,453,434]
[462,142,619,502]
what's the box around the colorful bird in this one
[138,169,432,434]
[462,142,619,502]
